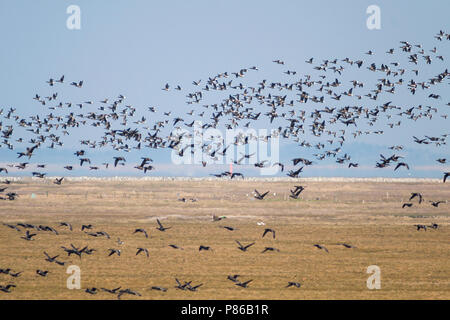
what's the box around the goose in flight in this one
[175,278,192,290]
[43,252,65,266]
[3,223,20,232]
[227,274,240,283]
[117,288,141,300]
[394,162,410,171]
[81,224,93,231]
[212,214,226,221]
[9,271,22,278]
[286,282,301,288]
[70,80,83,88]
[289,186,305,199]
[339,243,357,249]
[443,172,450,183]
[107,248,121,257]
[101,287,122,294]
[0,284,16,293]
[156,219,171,231]
[53,177,64,185]
[136,247,149,258]
[261,247,280,253]
[168,244,183,250]
[199,245,213,251]
[254,189,269,200]
[313,244,329,253]
[36,270,49,277]
[236,240,255,252]
[85,288,98,295]
[21,230,36,241]
[186,283,203,292]
[235,279,253,288]
[222,226,236,231]
[59,222,73,231]
[133,228,149,238]
[402,203,413,208]
[151,286,168,292]
[409,193,423,204]
[415,224,427,231]
[430,201,444,207]
[262,228,276,239]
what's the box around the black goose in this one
[262,228,276,239]
[156,219,171,232]
[136,247,149,258]
[236,241,255,252]
[254,189,269,200]
[133,228,149,238]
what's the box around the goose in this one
[313,244,329,253]
[133,228,149,238]
[443,172,450,183]
[101,287,122,294]
[262,228,276,239]
[117,288,141,300]
[415,224,427,231]
[339,243,357,249]
[107,249,121,257]
[286,282,301,288]
[36,270,49,277]
[186,283,203,291]
[54,177,64,185]
[21,230,36,241]
[430,201,444,207]
[136,247,149,258]
[85,287,98,295]
[199,245,213,252]
[235,279,253,288]
[227,274,240,283]
[409,193,423,204]
[151,286,167,292]
[236,241,255,252]
[0,284,16,293]
[59,222,73,231]
[3,223,20,232]
[156,219,171,231]
[254,189,269,200]
[175,278,192,290]
[261,247,280,253]
[43,252,65,266]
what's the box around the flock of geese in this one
[1,215,315,297]
[0,30,449,298]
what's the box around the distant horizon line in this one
[3,176,444,183]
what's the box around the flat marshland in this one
[0,178,449,299]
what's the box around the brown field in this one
[0,177,449,300]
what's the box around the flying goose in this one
[262,228,276,239]
[36,270,49,277]
[0,284,16,293]
[235,279,253,288]
[254,189,269,200]
[286,282,301,288]
[313,244,329,253]
[21,230,36,241]
[133,228,149,238]
[136,247,149,258]
[156,219,171,231]
[236,241,255,252]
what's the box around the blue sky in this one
[0,0,449,178]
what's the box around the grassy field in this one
[0,177,449,299]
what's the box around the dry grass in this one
[0,178,449,299]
